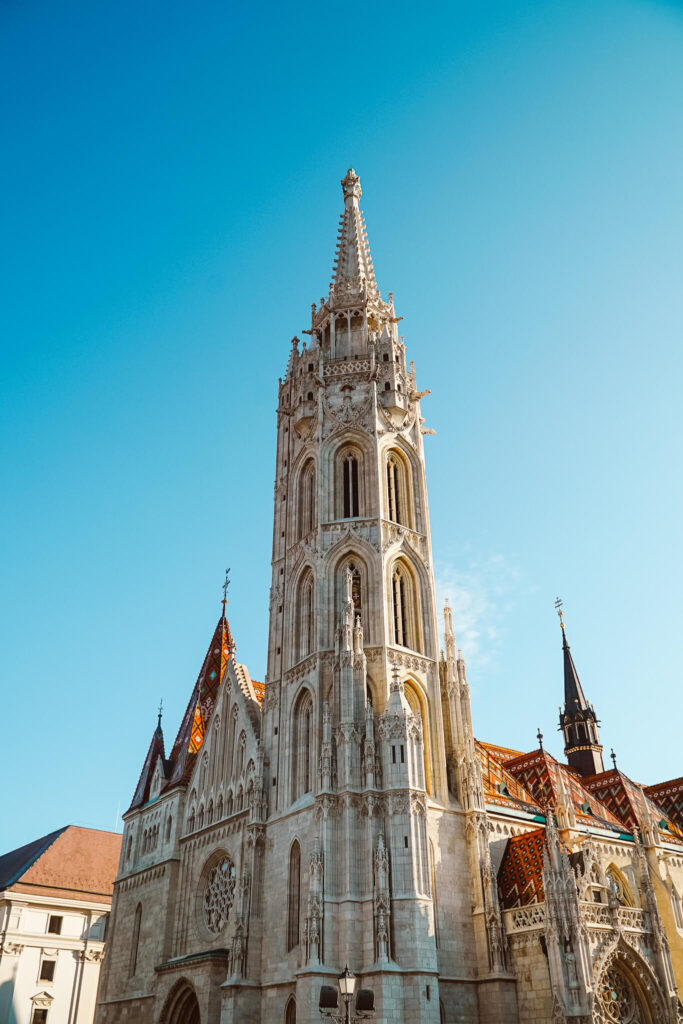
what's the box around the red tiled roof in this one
[644,777,683,828]
[1,826,121,902]
[498,828,547,908]
[479,741,526,765]
[584,769,683,845]
[505,748,624,831]
[476,741,542,814]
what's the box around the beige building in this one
[0,825,121,1024]
[96,170,683,1023]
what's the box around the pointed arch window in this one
[391,561,420,651]
[285,997,297,1024]
[298,460,316,537]
[287,841,301,950]
[297,571,315,661]
[292,690,313,801]
[342,453,360,518]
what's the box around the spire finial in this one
[157,698,163,729]
[555,596,565,631]
[610,748,617,771]
[222,568,231,612]
[341,168,361,205]
[537,727,544,752]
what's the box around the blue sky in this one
[2,0,683,850]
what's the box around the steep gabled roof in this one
[497,827,548,909]
[584,769,683,845]
[505,748,623,832]
[479,741,526,766]
[644,776,683,828]
[164,612,234,792]
[476,741,543,815]
[129,716,166,812]
[0,826,121,900]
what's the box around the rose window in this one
[203,856,235,934]
[598,966,646,1023]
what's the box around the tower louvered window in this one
[343,455,359,518]
[298,572,315,660]
[298,461,316,537]
[387,457,401,523]
[392,562,420,651]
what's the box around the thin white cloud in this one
[434,553,522,667]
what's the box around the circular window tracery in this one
[202,855,236,934]
[598,965,646,1023]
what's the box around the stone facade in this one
[96,170,683,1024]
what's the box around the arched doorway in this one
[163,982,200,1024]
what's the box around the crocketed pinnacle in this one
[330,169,379,300]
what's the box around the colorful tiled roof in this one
[584,769,683,845]
[252,680,265,705]
[505,748,624,832]
[476,741,542,814]
[644,777,683,828]
[0,826,121,901]
[479,741,526,765]
[163,612,234,792]
[497,828,547,908]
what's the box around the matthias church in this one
[97,171,683,1024]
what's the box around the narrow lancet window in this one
[287,841,301,950]
[343,455,359,518]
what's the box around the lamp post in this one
[319,966,374,1022]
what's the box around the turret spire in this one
[330,169,379,301]
[555,599,604,776]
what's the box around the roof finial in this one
[157,698,163,729]
[341,167,361,206]
[222,568,231,613]
[610,748,617,771]
[555,596,565,631]
[537,727,544,752]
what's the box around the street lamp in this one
[319,966,374,1022]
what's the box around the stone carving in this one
[203,856,236,935]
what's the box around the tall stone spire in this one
[555,599,604,776]
[330,169,379,301]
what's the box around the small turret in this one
[555,599,604,776]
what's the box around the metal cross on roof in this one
[554,596,565,629]
[222,568,231,609]
[537,727,544,751]
[610,748,617,770]
[157,698,163,728]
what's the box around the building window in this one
[292,690,313,801]
[391,561,420,651]
[47,916,62,936]
[39,957,56,982]
[31,1012,48,1024]
[129,904,142,977]
[298,460,316,537]
[165,816,172,842]
[297,570,315,661]
[287,841,301,950]
[386,450,411,526]
[285,997,297,1024]
[342,452,360,518]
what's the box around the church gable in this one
[184,657,262,832]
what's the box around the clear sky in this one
[2,0,683,851]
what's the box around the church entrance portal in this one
[163,983,200,1024]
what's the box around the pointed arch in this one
[385,447,413,528]
[404,677,433,794]
[285,996,296,1024]
[606,864,635,907]
[333,441,365,519]
[296,568,315,661]
[297,458,316,537]
[595,945,665,1024]
[390,558,422,652]
[291,688,314,801]
[159,978,201,1024]
[287,840,301,950]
